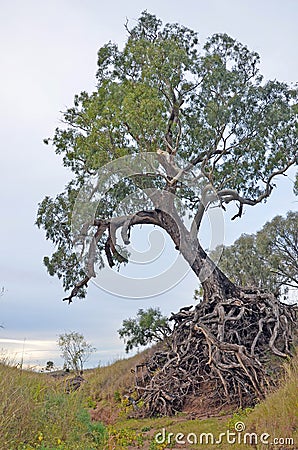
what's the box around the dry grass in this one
[81,349,153,425]
[0,363,43,446]
[0,362,106,449]
[79,347,298,449]
[242,352,298,448]
[84,347,155,399]
[0,347,297,449]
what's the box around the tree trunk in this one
[156,207,239,300]
[130,209,297,417]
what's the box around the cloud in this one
[0,0,297,369]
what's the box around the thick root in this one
[133,289,297,417]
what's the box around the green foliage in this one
[256,211,298,290]
[37,11,298,299]
[114,390,122,403]
[85,395,97,409]
[118,307,171,352]
[76,408,107,446]
[0,363,107,450]
[227,407,254,430]
[193,286,203,301]
[211,211,298,296]
[36,185,89,298]
[295,172,298,195]
[57,331,96,373]
[107,426,144,448]
[1,348,296,449]
[44,361,55,372]
[149,440,169,450]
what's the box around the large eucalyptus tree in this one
[37,12,297,415]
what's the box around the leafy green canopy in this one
[37,12,298,299]
[118,307,171,352]
[211,211,298,296]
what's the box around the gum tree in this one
[37,13,298,415]
[211,211,298,297]
[118,308,171,353]
[58,331,95,374]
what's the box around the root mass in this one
[133,289,297,417]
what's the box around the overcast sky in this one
[0,0,297,369]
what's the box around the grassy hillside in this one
[0,362,107,449]
[0,348,297,449]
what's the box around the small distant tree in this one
[45,360,55,372]
[58,331,96,373]
[118,307,171,353]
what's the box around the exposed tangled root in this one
[133,289,297,417]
